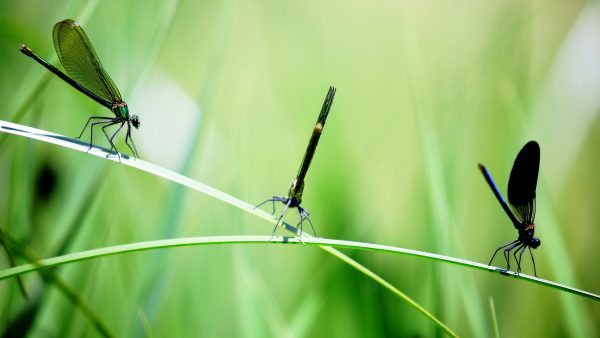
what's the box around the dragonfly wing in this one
[53,19,122,106]
[507,141,540,223]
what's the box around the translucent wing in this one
[53,19,122,107]
[507,141,540,223]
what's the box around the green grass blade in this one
[0,235,598,303]
[488,297,500,338]
[136,307,155,338]
[320,246,457,336]
[0,120,269,219]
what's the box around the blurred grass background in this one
[1,0,600,336]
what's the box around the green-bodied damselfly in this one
[20,19,139,159]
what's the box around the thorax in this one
[111,102,129,120]
[518,222,535,240]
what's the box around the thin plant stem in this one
[0,235,597,303]
[489,297,500,338]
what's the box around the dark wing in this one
[295,86,336,182]
[53,19,122,107]
[507,141,540,223]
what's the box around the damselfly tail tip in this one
[478,163,486,171]
[19,44,33,56]
[328,86,336,97]
[324,86,336,106]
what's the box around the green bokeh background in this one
[1,0,599,337]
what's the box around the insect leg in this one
[272,199,292,237]
[299,207,316,237]
[514,243,527,274]
[503,241,522,271]
[89,120,115,152]
[101,121,122,160]
[108,122,126,145]
[124,123,139,158]
[255,196,286,215]
[109,122,127,159]
[488,239,518,267]
[297,208,305,237]
[77,116,112,140]
[528,246,538,277]
[101,121,120,151]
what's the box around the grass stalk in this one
[0,235,597,302]
[489,297,500,338]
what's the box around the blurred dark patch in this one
[1,294,41,338]
[34,160,59,204]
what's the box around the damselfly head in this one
[531,237,541,249]
[131,115,140,129]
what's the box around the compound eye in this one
[132,116,140,129]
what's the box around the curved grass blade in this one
[0,235,598,303]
